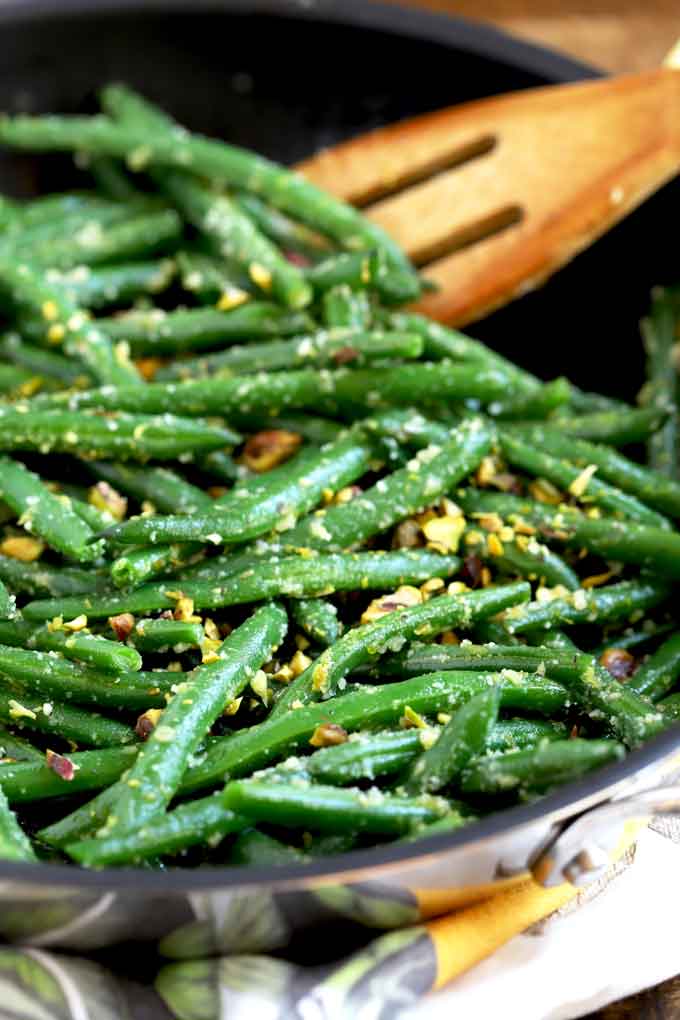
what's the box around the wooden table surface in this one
[379,2,680,1017]
[382,0,679,73]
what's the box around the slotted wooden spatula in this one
[296,60,680,326]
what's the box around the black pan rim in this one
[0,0,600,85]
[1,0,659,893]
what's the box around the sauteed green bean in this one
[0,86,677,870]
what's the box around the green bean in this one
[472,618,522,645]
[0,364,42,397]
[304,730,431,784]
[0,257,139,386]
[493,377,572,420]
[8,191,119,226]
[195,450,240,484]
[353,641,572,680]
[461,738,626,795]
[23,550,462,622]
[0,555,109,599]
[400,811,470,843]
[382,311,540,397]
[0,200,151,256]
[659,692,680,722]
[0,785,36,861]
[0,621,142,674]
[228,828,307,868]
[627,633,680,702]
[327,363,528,415]
[155,168,312,309]
[92,83,418,281]
[45,259,176,310]
[176,546,278,584]
[0,455,100,562]
[289,598,343,647]
[404,688,500,794]
[458,488,680,581]
[130,618,204,652]
[97,602,287,837]
[176,251,252,306]
[223,778,448,836]
[462,526,580,591]
[67,793,247,867]
[280,417,493,553]
[0,408,238,461]
[101,431,378,546]
[111,543,201,590]
[234,191,333,261]
[274,581,530,713]
[303,720,567,786]
[361,408,451,449]
[546,407,667,446]
[0,644,167,710]
[592,622,675,658]
[304,249,417,304]
[22,208,182,270]
[558,654,664,747]
[501,579,670,635]
[306,249,383,291]
[0,195,19,229]
[509,424,680,519]
[66,493,116,534]
[33,363,520,418]
[154,328,423,381]
[498,431,671,529]
[568,389,630,414]
[0,581,14,621]
[488,718,569,751]
[640,287,679,478]
[0,689,136,747]
[86,155,139,199]
[221,412,342,446]
[93,303,315,357]
[0,746,139,802]
[321,284,372,329]
[0,725,43,763]
[38,784,121,846]
[87,462,213,515]
[0,332,90,387]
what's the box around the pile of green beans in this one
[0,85,677,871]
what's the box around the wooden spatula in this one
[295,63,680,326]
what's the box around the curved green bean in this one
[403,688,500,794]
[627,632,680,702]
[280,417,492,553]
[0,689,136,747]
[0,455,99,562]
[289,598,343,647]
[67,794,247,867]
[0,785,35,861]
[461,738,625,795]
[274,581,530,714]
[97,602,287,837]
[509,423,680,519]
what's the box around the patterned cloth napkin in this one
[1,821,679,1019]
